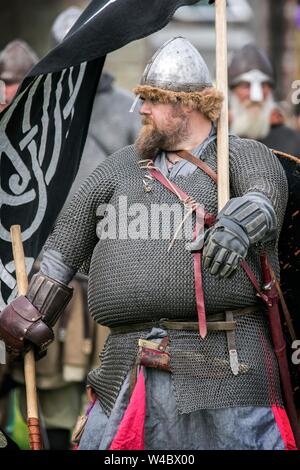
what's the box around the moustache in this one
[242,100,263,110]
[141,115,154,126]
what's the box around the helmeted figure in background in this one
[228,44,300,404]
[228,43,300,155]
[0,37,296,450]
[9,7,140,450]
[0,40,38,112]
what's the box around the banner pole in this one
[215,0,230,210]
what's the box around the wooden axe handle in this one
[10,225,42,450]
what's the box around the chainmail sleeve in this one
[229,136,288,241]
[44,151,121,274]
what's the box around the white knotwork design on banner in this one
[0,62,87,307]
[0,258,35,310]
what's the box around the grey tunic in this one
[78,329,286,450]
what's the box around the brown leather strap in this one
[129,361,138,397]
[111,320,236,334]
[176,149,218,183]
[109,305,260,335]
[240,260,270,306]
[158,336,169,351]
[271,149,300,165]
[260,254,300,448]
[149,167,209,338]
[193,221,207,338]
[162,320,236,332]
[148,167,216,227]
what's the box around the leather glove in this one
[189,192,276,278]
[202,218,250,278]
[0,296,54,357]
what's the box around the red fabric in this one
[109,369,146,450]
[193,251,207,338]
[193,221,207,338]
[272,406,297,450]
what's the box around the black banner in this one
[0,0,202,307]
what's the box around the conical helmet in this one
[50,7,82,47]
[133,37,223,122]
[0,40,38,83]
[228,44,274,88]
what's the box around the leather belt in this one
[109,304,261,335]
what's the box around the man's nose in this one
[140,100,151,114]
[250,82,264,103]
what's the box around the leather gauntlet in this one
[217,192,277,245]
[26,273,73,327]
[201,192,277,279]
[0,273,73,355]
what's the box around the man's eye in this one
[240,82,250,89]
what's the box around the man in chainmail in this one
[0,37,295,450]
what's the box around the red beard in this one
[135,114,189,158]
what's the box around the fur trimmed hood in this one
[133,85,224,122]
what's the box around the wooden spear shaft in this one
[215,0,230,210]
[10,225,42,450]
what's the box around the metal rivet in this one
[24,328,27,333]
[19,337,23,341]
[31,317,36,321]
